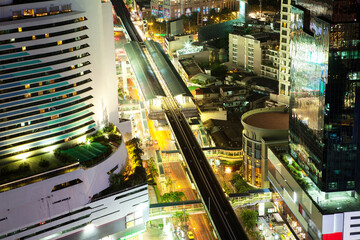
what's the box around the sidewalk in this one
[148,185,159,204]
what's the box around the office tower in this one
[267,1,360,239]
[0,1,149,239]
[238,0,247,23]
[289,0,360,193]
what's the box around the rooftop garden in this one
[279,153,311,191]
[95,137,147,198]
[231,173,255,193]
[55,124,122,168]
[0,123,122,191]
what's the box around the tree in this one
[172,191,186,202]
[165,177,173,191]
[231,73,241,82]
[210,61,228,79]
[126,137,141,147]
[240,209,258,231]
[231,173,253,193]
[172,210,189,227]
[39,159,50,168]
[161,191,186,203]
[148,157,159,177]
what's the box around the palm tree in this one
[165,177,173,191]
[172,210,189,227]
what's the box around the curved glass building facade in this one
[288,0,360,192]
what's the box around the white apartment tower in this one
[277,0,291,104]
[0,0,118,162]
[0,1,149,240]
[229,32,278,76]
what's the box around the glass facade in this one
[289,2,360,192]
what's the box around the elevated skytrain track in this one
[111,1,248,238]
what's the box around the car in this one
[187,231,195,239]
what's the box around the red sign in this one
[323,232,342,240]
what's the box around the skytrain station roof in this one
[124,41,165,101]
[145,40,192,98]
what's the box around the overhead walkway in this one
[149,190,272,220]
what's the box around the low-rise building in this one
[229,32,279,76]
[195,86,221,104]
[241,107,288,188]
[178,58,204,82]
[165,34,196,57]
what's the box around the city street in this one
[163,162,197,200]
[189,214,215,240]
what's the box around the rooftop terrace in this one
[0,124,122,193]
[243,112,288,130]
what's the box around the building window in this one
[18,27,22,32]
[40,109,45,113]
[25,84,30,89]
[23,9,35,17]
[57,40,63,45]
[51,115,59,120]
[328,182,338,190]
[126,213,135,229]
[22,46,26,51]
[248,165,252,182]
[52,179,83,192]
[45,33,49,38]
[25,93,31,98]
[255,150,261,159]
[255,167,261,186]
[50,89,55,93]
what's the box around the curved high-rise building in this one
[0,2,149,240]
[0,0,118,162]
